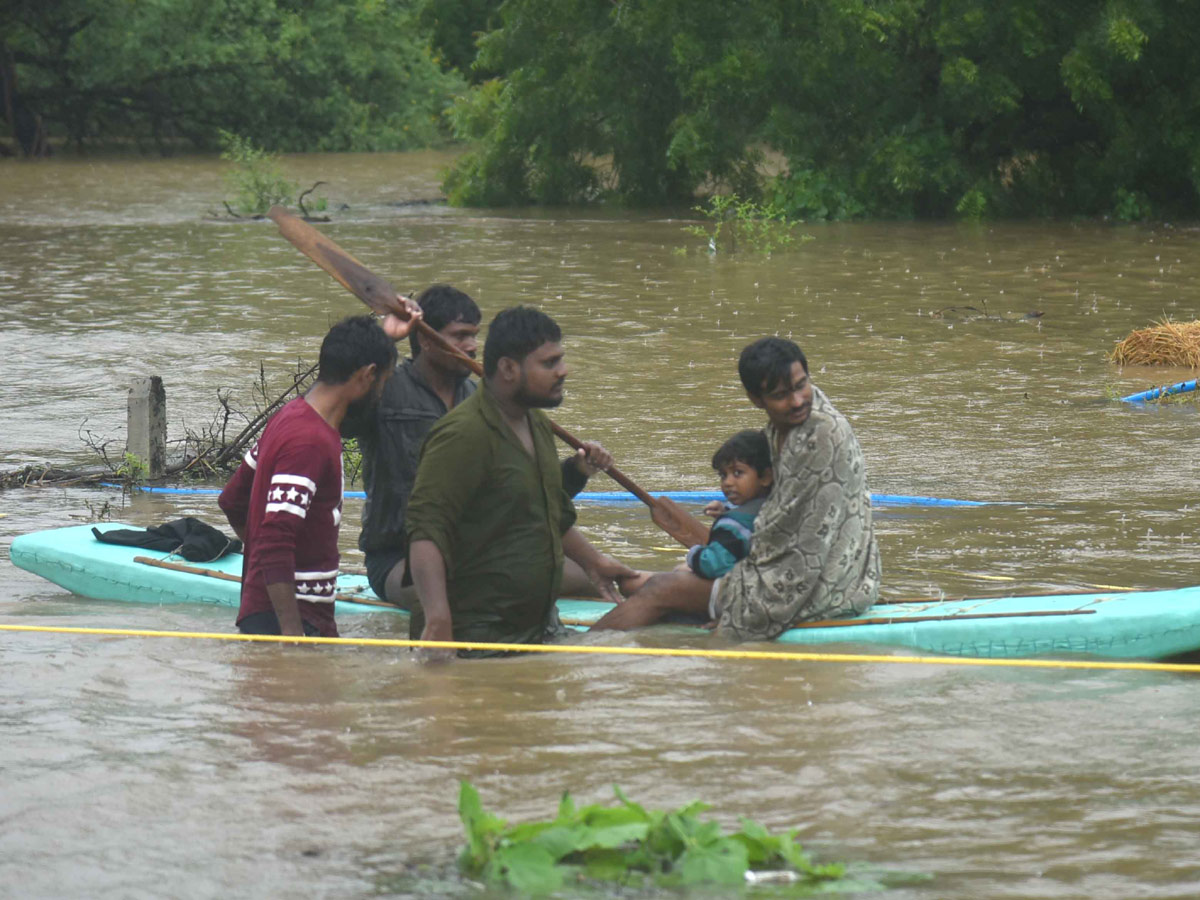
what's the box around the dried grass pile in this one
[1110,319,1200,367]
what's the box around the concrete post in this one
[127,376,166,477]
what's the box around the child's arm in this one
[685,520,749,579]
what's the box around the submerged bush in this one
[683,193,812,256]
[457,780,854,894]
[220,132,298,217]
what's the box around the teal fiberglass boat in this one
[11,523,1200,661]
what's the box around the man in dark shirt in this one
[406,306,635,653]
[345,284,614,609]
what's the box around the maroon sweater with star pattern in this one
[219,397,345,637]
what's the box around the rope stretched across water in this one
[3,623,1199,674]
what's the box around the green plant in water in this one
[1112,187,1154,222]
[115,452,149,485]
[683,194,811,256]
[457,780,859,895]
[220,131,299,216]
[955,188,988,222]
[1102,382,1124,401]
[342,438,363,487]
[1159,391,1200,406]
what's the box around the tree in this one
[444,0,1200,219]
[0,0,466,155]
[445,0,717,206]
[415,0,504,81]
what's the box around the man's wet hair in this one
[318,315,397,385]
[410,284,482,357]
[712,429,772,476]
[484,306,562,377]
[738,337,809,397]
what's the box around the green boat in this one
[12,523,1200,660]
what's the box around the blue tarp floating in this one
[1120,379,1200,404]
[101,483,991,507]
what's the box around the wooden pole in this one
[132,556,402,609]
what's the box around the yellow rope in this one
[2,623,1199,673]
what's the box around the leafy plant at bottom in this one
[456,780,853,895]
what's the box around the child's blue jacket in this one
[685,495,767,579]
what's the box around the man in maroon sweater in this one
[219,312,416,637]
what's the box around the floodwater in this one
[2,152,1200,899]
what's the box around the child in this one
[612,429,773,600]
[685,429,773,579]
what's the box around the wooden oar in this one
[133,556,402,610]
[266,205,660,513]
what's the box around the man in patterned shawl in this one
[592,337,881,639]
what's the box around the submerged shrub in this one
[456,780,853,894]
[219,132,298,217]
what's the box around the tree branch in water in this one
[0,359,319,490]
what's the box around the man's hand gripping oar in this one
[266,205,694,550]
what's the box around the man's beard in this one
[340,392,378,437]
[514,384,564,409]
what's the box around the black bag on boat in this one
[93,517,242,562]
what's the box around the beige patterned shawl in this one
[716,385,881,640]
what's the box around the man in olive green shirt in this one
[406,306,634,653]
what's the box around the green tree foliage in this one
[444,0,1200,219]
[414,0,504,81]
[445,0,736,206]
[0,0,466,155]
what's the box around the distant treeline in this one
[0,0,467,156]
[5,0,1198,220]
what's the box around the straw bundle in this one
[1110,319,1200,367]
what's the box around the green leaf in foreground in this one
[456,780,507,871]
[484,842,563,895]
[456,781,862,895]
[670,837,750,886]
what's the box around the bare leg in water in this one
[384,556,648,607]
[590,569,715,630]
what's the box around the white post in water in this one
[127,376,166,477]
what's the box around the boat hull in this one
[12,524,1200,660]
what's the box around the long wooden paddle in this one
[266,206,664,513]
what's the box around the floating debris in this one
[1111,318,1200,367]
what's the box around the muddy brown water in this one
[2,152,1199,898]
